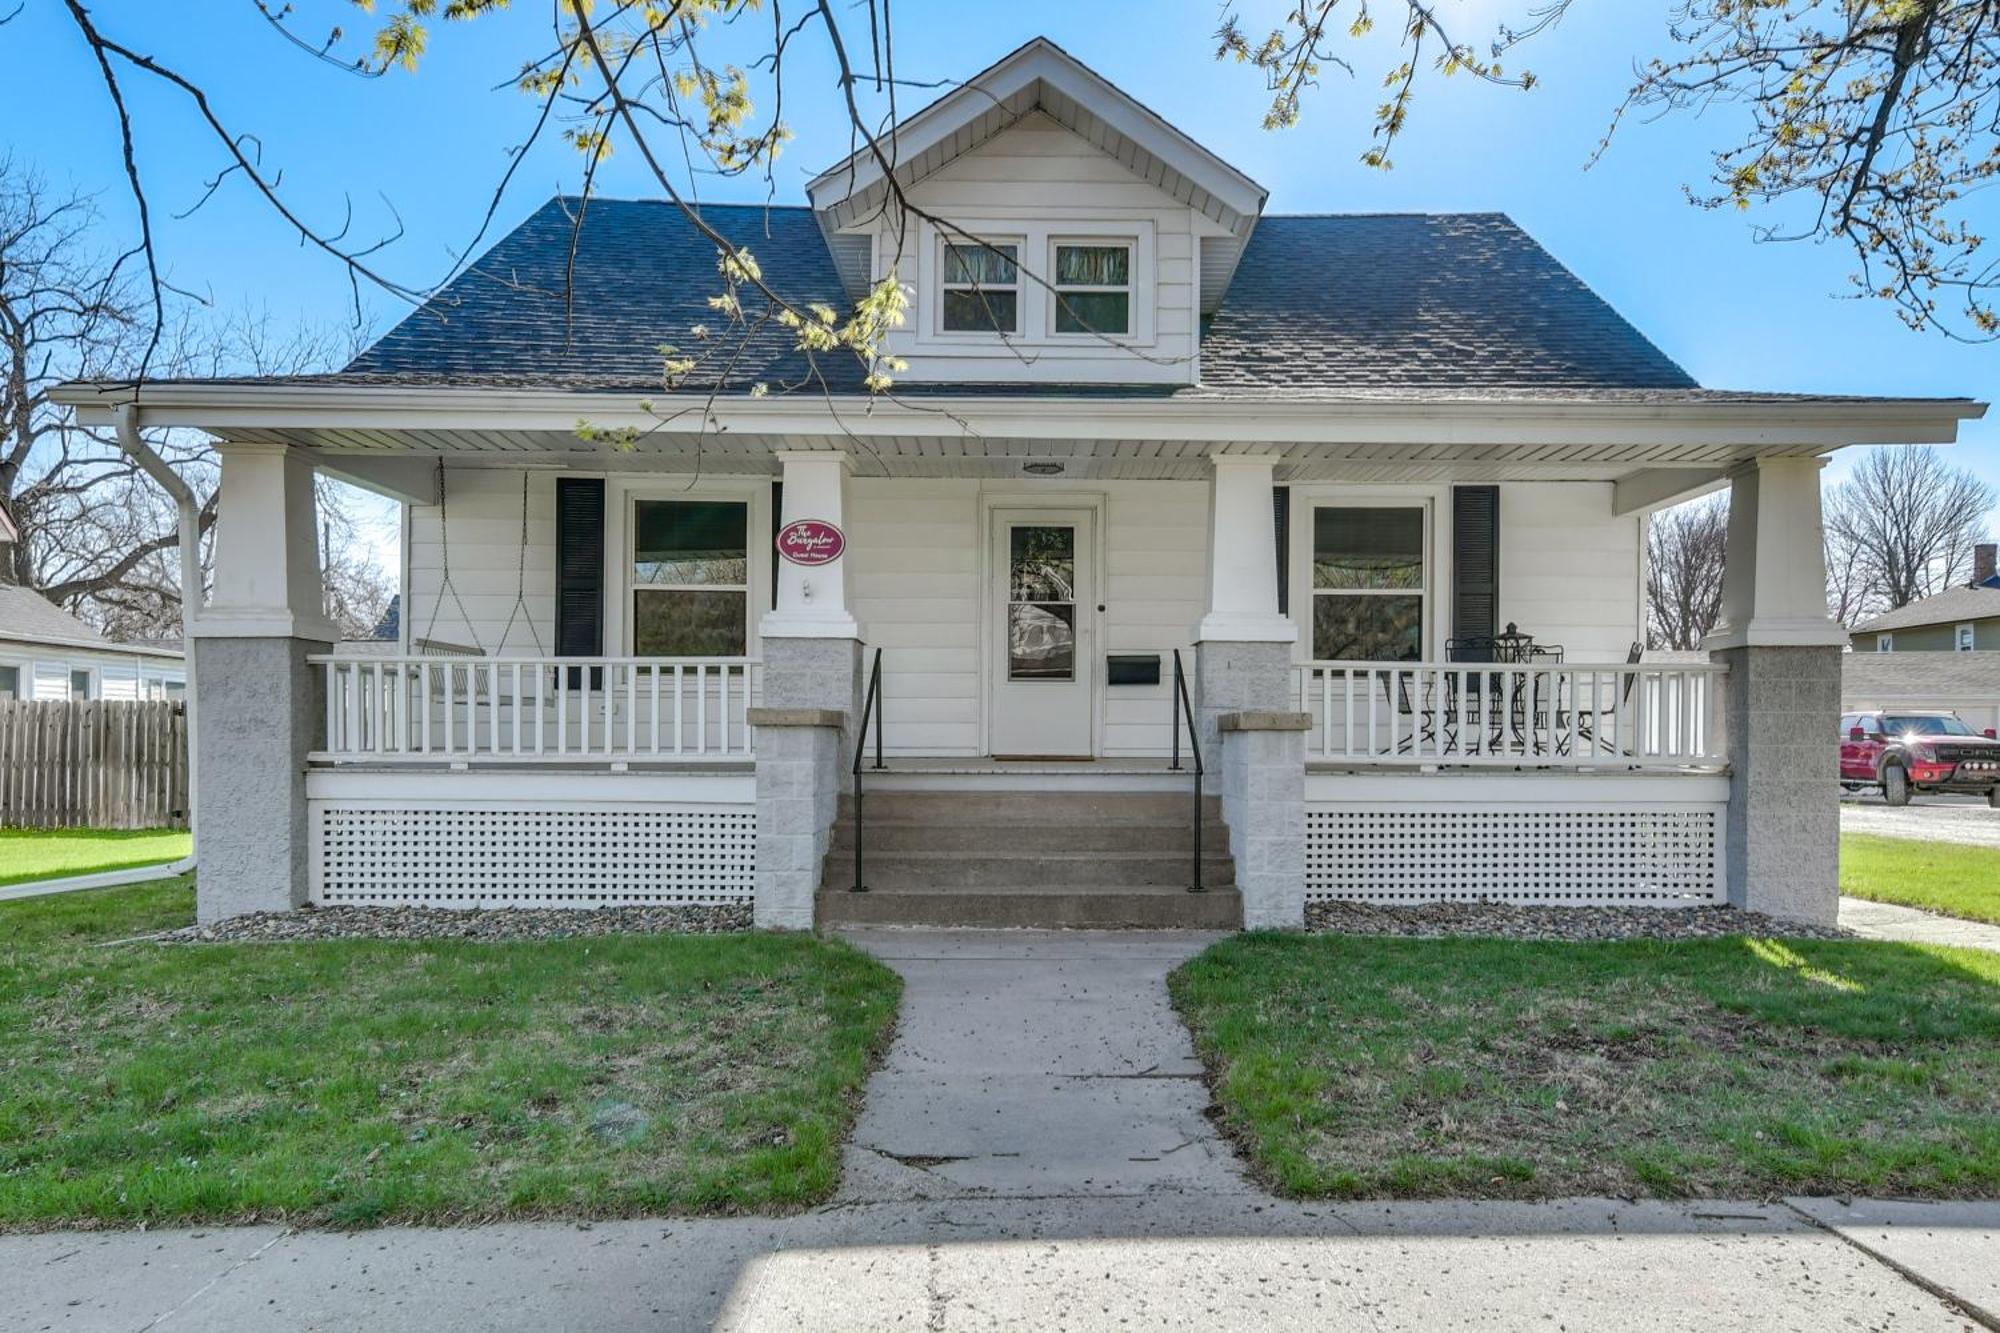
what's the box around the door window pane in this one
[1009,603,1076,681]
[69,669,92,700]
[633,589,747,656]
[1007,525,1077,681]
[1009,526,1075,601]
[0,665,17,699]
[633,500,747,584]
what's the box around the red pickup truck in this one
[1840,710,2000,806]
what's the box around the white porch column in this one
[1194,455,1305,929]
[754,451,863,929]
[1704,456,1848,926]
[764,450,857,641]
[191,445,337,924]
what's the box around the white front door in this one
[989,507,1096,757]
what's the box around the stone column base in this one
[749,707,845,930]
[1194,640,1297,775]
[1715,644,1842,925]
[1218,711,1309,930]
[192,635,327,924]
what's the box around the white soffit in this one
[806,38,1268,244]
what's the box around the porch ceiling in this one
[200,425,1871,486]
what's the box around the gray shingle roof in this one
[343,198,1696,394]
[1200,214,1694,391]
[0,585,113,651]
[1851,585,2000,634]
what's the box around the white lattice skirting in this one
[1305,803,1725,906]
[310,802,756,908]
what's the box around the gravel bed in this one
[1305,900,1853,942]
[157,902,753,943]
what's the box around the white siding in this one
[1498,483,1643,663]
[406,468,557,654]
[845,478,1209,756]
[1,651,183,700]
[858,112,1212,386]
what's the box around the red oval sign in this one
[776,518,846,566]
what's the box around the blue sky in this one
[6,1,1996,543]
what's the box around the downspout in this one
[111,403,200,860]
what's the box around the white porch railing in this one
[1296,660,1728,770]
[311,656,760,764]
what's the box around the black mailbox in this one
[1106,654,1162,686]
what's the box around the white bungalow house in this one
[56,40,1982,929]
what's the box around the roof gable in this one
[807,38,1267,241]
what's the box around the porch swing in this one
[410,462,545,707]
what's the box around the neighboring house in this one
[1845,651,2000,738]
[1850,544,2000,653]
[54,39,1983,930]
[0,585,185,702]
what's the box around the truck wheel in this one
[1883,764,1912,807]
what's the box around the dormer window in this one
[941,241,1020,333]
[1053,242,1131,335]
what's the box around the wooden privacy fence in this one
[0,700,189,829]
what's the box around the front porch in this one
[64,385,1915,929]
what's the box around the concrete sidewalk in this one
[7,929,1999,1330]
[1841,894,2000,952]
[9,1196,1998,1331]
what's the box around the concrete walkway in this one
[833,928,1248,1202]
[1841,895,2000,952]
[7,929,2000,1330]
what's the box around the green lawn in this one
[1172,932,2000,1200]
[0,878,900,1229]
[0,827,191,887]
[1843,832,2000,926]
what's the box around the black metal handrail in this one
[1168,648,1204,894]
[850,646,884,893]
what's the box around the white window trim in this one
[66,664,98,701]
[938,236,1024,336]
[1289,487,1443,663]
[1047,238,1134,339]
[603,477,772,660]
[917,217,1157,349]
[1956,623,1976,651]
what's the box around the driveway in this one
[8,930,2000,1330]
[1841,789,2000,848]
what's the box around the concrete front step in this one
[844,851,1236,891]
[817,884,1244,929]
[838,790,1220,823]
[828,819,1231,854]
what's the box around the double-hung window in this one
[1957,623,1976,652]
[1052,243,1131,335]
[1310,506,1427,661]
[631,499,749,656]
[941,241,1019,334]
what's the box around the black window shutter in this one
[1273,486,1290,615]
[556,478,606,673]
[1451,485,1500,661]
[769,479,783,611]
